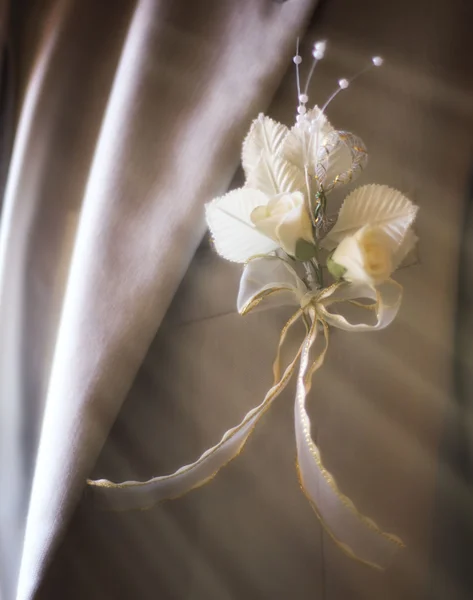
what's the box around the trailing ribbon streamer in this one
[88,256,405,569]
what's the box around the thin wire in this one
[319,64,375,116]
[295,37,301,101]
[347,64,373,85]
[319,87,343,116]
[303,56,319,97]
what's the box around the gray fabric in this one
[0,1,316,598]
[430,169,473,600]
[40,1,473,598]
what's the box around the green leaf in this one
[326,250,347,279]
[294,239,317,261]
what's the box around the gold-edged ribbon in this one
[88,256,405,569]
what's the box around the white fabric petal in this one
[246,154,306,196]
[281,106,334,175]
[242,114,288,178]
[324,184,418,251]
[241,115,306,196]
[250,192,313,257]
[276,206,312,255]
[393,228,418,269]
[205,188,278,262]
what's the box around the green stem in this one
[311,245,324,289]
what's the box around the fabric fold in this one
[3,1,318,598]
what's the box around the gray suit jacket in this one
[1,0,472,598]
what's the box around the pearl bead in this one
[298,93,308,103]
[338,78,349,89]
[312,40,326,60]
[372,56,384,67]
[293,55,302,65]
[297,105,307,114]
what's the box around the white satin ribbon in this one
[88,256,404,568]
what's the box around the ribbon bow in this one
[88,256,405,569]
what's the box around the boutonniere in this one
[89,41,417,569]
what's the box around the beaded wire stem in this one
[292,39,384,290]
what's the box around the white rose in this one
[331,225,398,285]
[250,192,314,257]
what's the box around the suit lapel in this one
[10,0,318,597]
